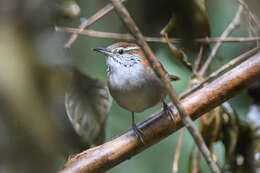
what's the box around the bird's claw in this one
[132,124,145,145]
[163,102,177,121]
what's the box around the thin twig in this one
[172,129,183,173]
[238,0,260,46]
[109,0,220,172]
[195,37,260,43]
[193,45,205,74]
[199,5,244,76]
[194,148,200,173]
[56,26,181,43]
[56,26,260,44]
[238,0,260,25]
[64,0,126,48]
[180,46,260,99]
[59,52,260,173]
[190,146,200,173]
[164,34,192,70]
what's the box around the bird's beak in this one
[93,48,112,57]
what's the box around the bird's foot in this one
[163,101,177,121]
[132,123,145,145]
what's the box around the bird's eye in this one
[118,49,124,54]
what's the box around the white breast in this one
[107,58,146,90]
[107,58,167,112]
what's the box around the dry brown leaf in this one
[65,70,112,146]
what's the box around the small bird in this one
[93,42,179,143]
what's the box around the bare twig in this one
[55,26,181,43]
[193,148,200,173]
[59,52,260,173]
[56,26,260,44]
[238,0,260,46]
[109,0,220,172]
[190,146,200,173]
[238,0,260,25]
[172,129,183,173]
[195,37,260,43]
[199,5,244,76]
[164,34,192,70]
[64,0,126,48]
[193,45,205,74]
[180,46,260,99]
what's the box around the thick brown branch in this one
[59,52,260,173]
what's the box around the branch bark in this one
[58,41,260,173]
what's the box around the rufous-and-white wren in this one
[94,42,179,143]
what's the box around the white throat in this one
[106,56,146,90]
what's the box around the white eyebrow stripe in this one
[123,46,140,51]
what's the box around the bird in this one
[93,42,179,143]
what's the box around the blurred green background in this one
[0,0,259,173]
